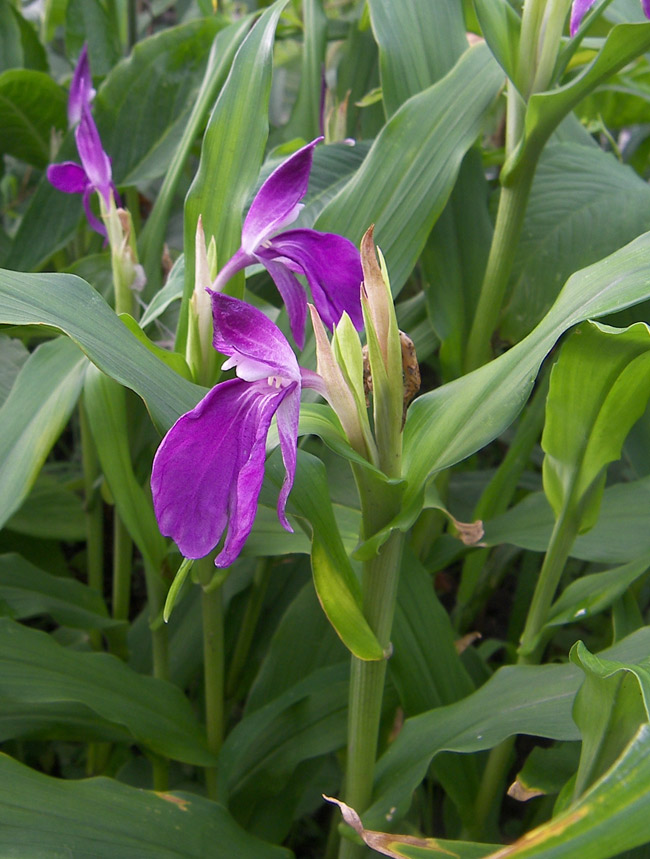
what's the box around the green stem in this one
[226,558,272,698]
[197,558,224,801]
[464,159,536,372]
[79,399,104,651]
[112,514,132,623]
[339,530,404,859]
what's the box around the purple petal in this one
[68,44,96,127]
[642,0,650,18]
[47,161,89,194]
[262,258,308,349]
[211,293,300,381]
[211,247,255,293]
[75,105,113,207]
[241,137,323,252]
[258,229,363,331]
[151,378,296,562]
[82,186,107,237]
[570,0,596,35]
[275,387,300,530]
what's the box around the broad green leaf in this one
[139,254,185,328]
[0,617,215,765]
[484,477,650,564]
[120,313,192,381]
[0,269,204,433]
[545,555,650,631]
[96,19,225,185]
[0,69,66,168]
[0,335,28,405]
[368,0,468,115]
[284,0,327,139]
[0,336,86,531]
[542,321,650,533]
[241,504,310,557]
[365,627,650,827]
[403,231,650,547]
[316,43,504,294]
[502,143,650,342]
[474,0,522,81]
[571,642,650,798]
[181,1,289,348]
[138,18,251,290]
[267,449,385,660]
[0,0,24,71]
[83,365,168,571]
[65,0,122,75]
[5,473,84,539]
[0,753,290,858]
[296,141,371,226]
[503,23,650,184]
[0,552,120,632]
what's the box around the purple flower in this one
[47,104,117,236]
[68,44,96,128]
[212,137,363,349]
[570,0,650,35]
[151,294,325,566]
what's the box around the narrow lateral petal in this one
[75,105,113,206]
[211,293,300,381]
[152,378,292,560]
[274,387,300,530]
[262,258,308,349]
[261,229,363,331]
[570,0,596,35]
[47,161,89,194]
[241,137,323,252]
[68,44,95,127]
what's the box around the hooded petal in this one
[211,293,300,381]
[151,377,296,562]
[75,105,113,206]
[68,44,96,127]
[47,161,89,194]
[258,229,363,331]
[241,137,323,252]
[570,0,596,35]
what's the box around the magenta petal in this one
[241,137,323,252]
[75,105,113,206]
[260,229,363,331]
[262,258,308,349]
[211,247,254,293]
[47,161,89,194]
[152,378,295,561]
[68,44,95,127]
[275,388,300,530]
[570,0,596,35]
[211,293,300,381]
[82,186,107,237]
[642,0,650,18]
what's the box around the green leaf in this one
[0,753,291,858]
[571,642,650,798]
[0,617,215,765]
[404,231,650,532]
[267,449,385,660]
[83,365,167,571]
[316,43,504,294]
[0,335,28,405]
[0,552,120,632]
[0,70,67,168]
[181,0,289,348]
[0,336,86,531]
[474,0,522,81]
[368,0,468,115]
[6,472,85,540]
[96,19,225,185]
[65,0,122,76]
[0,0,24,71]
[542,321,650,532]
[0,269,205,433]
[365,627,650,827]
[502,143,650,342]
[503,23,650,185]
[120,313,192,381]
[284,0,327,139]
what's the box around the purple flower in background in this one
[67,44,96,127]
[570,0,650,34]
[151,294,325,566]
[212,137,363,349]
[47,104,117,236]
